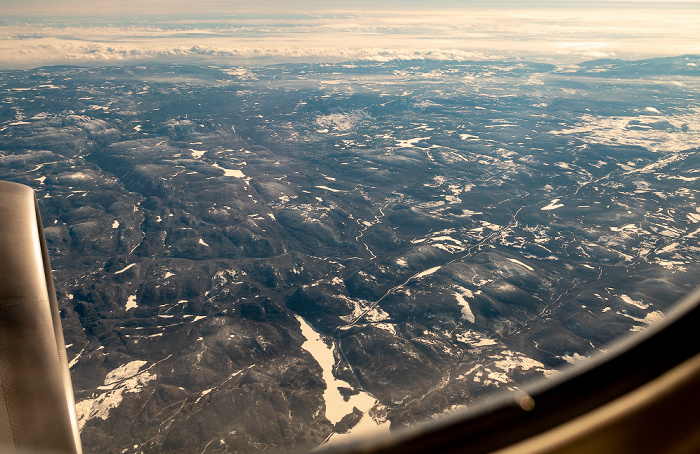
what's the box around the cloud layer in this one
[1,4,699,68]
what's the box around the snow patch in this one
[396,136,431,148]
[507,258,534,271]
[644,310,664,324]
[316,185,343,193]
[561,353,587,364]
[75,360,156,429]
[68,348,85,369]
[190,149,206,158]
[115,263,135,275]
[541,199,564,211]
[453,286,475,323]
[315,111,367,132]
[212,162,246,178]
[126,295,138,310]
[620,294,650,310]
[374,323,396,335]
[296,316,377,426]
[415,266,441,279]
[324,409,391,447]
[455,330,497,347]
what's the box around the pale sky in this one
[3,1,698,16]
[1,1,698,68]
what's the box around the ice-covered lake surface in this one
[1,55,699,453]
[296,316,390,444]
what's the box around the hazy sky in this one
[1,1,698,68]
[4,1,698,15]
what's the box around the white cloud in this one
[1,4,699,68]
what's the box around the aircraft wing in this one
[0,181,82,454]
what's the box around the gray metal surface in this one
[0,181,81,454]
